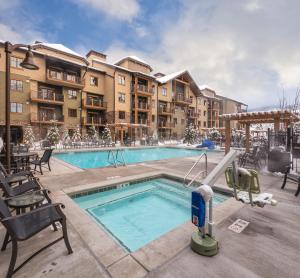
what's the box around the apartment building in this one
[0,41,246,144]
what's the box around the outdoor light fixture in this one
[4,42,39,171]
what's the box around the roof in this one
[199,84,214,91]
[156,70,186,84]
[114,56,153,71]
[219,109,299,124]
[217,94,247,106]
[32,42,88,63]
[92,58,156,80]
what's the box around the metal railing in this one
[158,122,175,128]
[47,69,83,85]
[158,107,173,114]
[172,94,192,104]
[36,91,64,102]
[183,153,208,187]
[86,98,107,108]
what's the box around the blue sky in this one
[1,0,300,109]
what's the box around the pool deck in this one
[1,149,300,277]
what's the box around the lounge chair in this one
[30,149,53,175]
[0,162,33,185]
[0,198,73,277]
[0,171,43,199]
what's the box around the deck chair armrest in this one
[1,203,65,222]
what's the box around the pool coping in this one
[55,171,243,277]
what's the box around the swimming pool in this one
[54,147,205,169]
[73,178,229,252]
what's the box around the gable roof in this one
[32,42,88,64]
[114,55,153,71]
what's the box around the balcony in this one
[172,94,192,105]
[31,112,64,124]
[46,69,84,89]
[158,107,173,115]
[132,102,151,111]
[131,84,155,96]
[137,119,150,126]
[158,122,175,129]
[187,111,199,118]
[83,98,107,110]
[31,90,64,105]
[84,116,106,126]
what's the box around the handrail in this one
[183,153,207,187]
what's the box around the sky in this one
[0,0,300,109]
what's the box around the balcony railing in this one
[133,102,151,110]
[158,122,175,128]
[31,112,64,123]
[86,116,106,125]
[158,107,173,114]
[85,98,107,109]
[33,90,64,103]
[47,69,84,87]
[172,94,192,104]
[187,111,199,118]
[137,119,150,125]
[131,84,155,95]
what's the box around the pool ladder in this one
[183,153,207,187]
[107,149,126,167]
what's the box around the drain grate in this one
[228,219,249,233]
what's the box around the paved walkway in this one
[0,150,299,278]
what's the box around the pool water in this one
[54,147,205,169]
[74,178,228,252]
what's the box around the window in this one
[118,93,126,103]
[11,102,23,113]
[68,89,77,99]
[90,76,98,86]
[119,111,125,119]
[10,80,23,91]
[203,121,206,127]
[204,100,207,106]
[152,100,155,108]
[118,75,125,85]
[203,111,206,116]
[49,69,62,80]
[66,73,76,82]
[68,109,77,117]
[11,57,23,68]
[152,115,155,122]
[173,118,177,125]
[198,121,201,126]
[181,119,185,125]
[162,87,167,96]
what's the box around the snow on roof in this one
[156,70,187,83]
[219,109,298,119]
[32,42,85,59]
[199,84,214,91]
[114,55,153,70]
[92,58,156,79]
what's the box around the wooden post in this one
[274,117,280,132]
[120,127,124,145]
[225,119,231,154]
[134,76,138,124]
[245,123,250,153]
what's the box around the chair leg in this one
[48,161,51,171]
[61,219,73,254]
[7,239,18,278]
[281,174,288,189]
[39,164,43,175]
[1,231,10,251]
[295,180,300,197]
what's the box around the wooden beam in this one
[245,123,250,153]
[274,117,280,132]
[225,119,231,154]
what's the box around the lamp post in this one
[4,42,39,172]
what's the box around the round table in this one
[12,152,38,171]
[7,192,45,214]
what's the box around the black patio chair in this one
[30,149,53,175]
[0,162,34,185]
[0,198,73,277]
[0,171,43,198]
[281,166,300,197]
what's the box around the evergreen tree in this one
[184,123,196,145]
[61,128,71,143]
[72,125,82,142]
[207,128,221,141]
[23,124,35,147]
[89,125,100,142]
[102,125,112,143]
[46,123,60,146]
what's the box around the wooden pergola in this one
[219,110,300,154]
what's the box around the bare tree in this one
[278,88,300,114]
